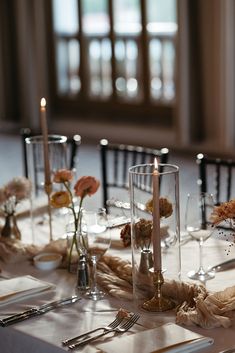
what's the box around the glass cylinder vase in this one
[129,163,181,305]
[25,135,68,244]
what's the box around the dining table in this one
[0,216,235,353]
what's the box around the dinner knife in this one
[209,258,235,272]
[1,295,79,323]
[0,295,81,327]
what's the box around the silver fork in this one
[62,314,124,346]
[68,313,140,350]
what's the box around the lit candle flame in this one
[40,97,46,108]
[154,157,158,170]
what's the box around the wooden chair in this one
[99,138,169,211]
[197,153,235,205]
[20,128,81,187]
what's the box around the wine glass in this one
[82,208,111,300]
[185,192,215,281]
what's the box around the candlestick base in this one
[142,269,175,312]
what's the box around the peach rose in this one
[50,191,71,208]
[145,197,173,218]
[211,199,235,224]
[74,176,100,198]
[53,169,73,183]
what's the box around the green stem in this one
[77,196,86,252]
[64,182,85,270]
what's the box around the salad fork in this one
[68,313,140,350]
[62,314,124,346]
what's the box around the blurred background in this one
[1,0,235,153]
[0,0,235,212]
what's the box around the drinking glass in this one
[82,208,111,300]
[185,192,215,281]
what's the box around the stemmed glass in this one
[185,192,215,281]
[82,208,111,300]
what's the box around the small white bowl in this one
[33,252,62,271]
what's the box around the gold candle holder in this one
[142,269,175,312]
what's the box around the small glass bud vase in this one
[66,215,80,273]
[66,215,88,275]
[129,163,181,307]
[1,213,21,239]
[66,231,80,273]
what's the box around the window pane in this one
[82,0,109,34]
[113,0,141,34]
[149,39,162,99]
[113,0,141,101]
[88,39,112,98]
[162,40,175,100]
[55,39,80,96]
[52,0,79,34]
[147,0,177,28]
[147,0,177,101]
[115,40,140,100]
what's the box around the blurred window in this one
[50,0,177,121]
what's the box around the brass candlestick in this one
[45,182,53,242]
[142,269,175,312]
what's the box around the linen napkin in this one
[96,323,214,353]
[0,275,55,306]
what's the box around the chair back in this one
[99,138,169,211]
[197,153,235,205]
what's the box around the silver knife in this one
[0,295,81,326]
[209,258,235,272]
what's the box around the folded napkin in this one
[0,275,55,307]
[96,323,214,353]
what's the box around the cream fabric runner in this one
[1,230,235,330]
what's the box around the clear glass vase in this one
[66,218,84,274]
[1,213,21,239]
[129,163,181,305]
[66,217,89,287]
[25,135,68,243]
[66,230,80,274]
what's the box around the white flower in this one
[0,177,31,216]
[5,177,31,202]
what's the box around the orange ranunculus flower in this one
[53,169,73,183]
[74,176,100,198]
[50,191,71,208]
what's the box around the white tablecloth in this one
[0,235,235,353]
